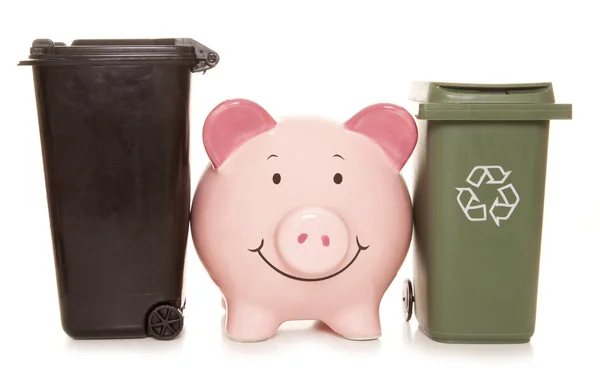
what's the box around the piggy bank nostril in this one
[321,235,330,247]
[297,233,308,244]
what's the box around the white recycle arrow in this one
[489,183,520,227]
[456,187,487,222]
[466,166,512,188]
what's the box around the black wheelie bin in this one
[18,38,219,340]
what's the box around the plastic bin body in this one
[19,38,219,340]
[408,82,572,343]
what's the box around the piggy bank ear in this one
[203,99,277,169]
[344,103,418,171]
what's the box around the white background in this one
[1,0,598,389]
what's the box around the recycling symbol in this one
[455,165,520,227]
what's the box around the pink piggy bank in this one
[191,99,417,342]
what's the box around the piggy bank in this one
[190,99,418,342]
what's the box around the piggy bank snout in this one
[276,207,350,276]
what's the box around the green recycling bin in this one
[402,82,572,343]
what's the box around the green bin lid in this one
[409,81,572,121]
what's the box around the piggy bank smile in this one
[191,99,417,342]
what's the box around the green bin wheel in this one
[402,279,414,322]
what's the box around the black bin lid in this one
[18,38,219,73]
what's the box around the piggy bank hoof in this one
[225,327,278,343]
[147,304,184,341]
[225,334,274,343]
[224,304,279,342]
[342,334,382,341]
[325,309,382,341]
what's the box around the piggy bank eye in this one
[272,173,281,185]
[333,173,343,184]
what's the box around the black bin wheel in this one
[147,304,184,341]
[402,279,414,322]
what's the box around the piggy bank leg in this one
[324,305,381,341]
[225,302,280,342]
